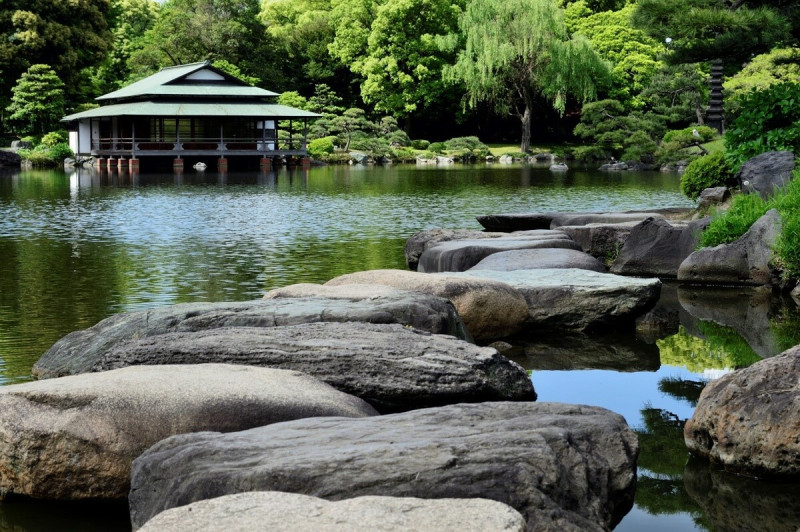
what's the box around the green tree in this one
[633,0,790,68]
[640,64,708,127]
[330,107,375,151]
[260,0,348,93]
[356,0,464,117]
[127,0,278,89]
[724,47,800,115]
[573,98,663,160]
[89,0,160,93]
[0,0,111,102]
[444,0,610,152]
[5,64,65,135]
[566,3,663,110]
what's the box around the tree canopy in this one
[444,0,610,151]
[5,64,66,136]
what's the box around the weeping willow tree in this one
[443,0,610,152]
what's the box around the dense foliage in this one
[724,82,800,168]
[5,64,65,135]
[0,0,798,150]
[679,151,734,201]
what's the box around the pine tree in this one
[6,64,66,136]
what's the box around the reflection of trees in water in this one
[634,408,710,530]
[657,325,760,372]
[658,377,705,407]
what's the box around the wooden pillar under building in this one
[260,157,272,170]
[173,158,184,170]
[218,157,228,171]
[117,157,126,171]
[129,158,140,172]
[94,158,106,168]
[301,157,311,169]
[107,157,116,170]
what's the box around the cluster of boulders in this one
[3,277,640,530]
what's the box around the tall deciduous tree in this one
[0,0,111,103]
[128,0,280,89]
[444,0,610,152]
[6,64,65,135]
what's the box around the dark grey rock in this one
[738,151,795,200]
[678,209,782,285]
[9,140,31,151]
[598,162,628,171]
[469,248,606,272]
[684,345,800,478]
[33,289,468,379]
[0,150,21,166]
[405,229,506,271]
[610,217,709,278]
[476,213,567,232]
[559,222,638,261]
[129,402,639,531]
[417,233,579,273]
[697,187,730,211]
[0,364,377,500]
[91,322,536,413]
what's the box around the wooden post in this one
[173,158,184,170]
[218,157,228,171]
[117,157,126,171]
[260,157,272,170]
[107,157,116,170]
[129,158,140,172]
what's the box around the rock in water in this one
[322,270,529,341]
[138,492,526,532]
[34,287,468,378]
[129,402,638,531]
[92,322,536,413]
[678,209,782,285]
[405,228,507,271]
[417,234,579,273]
[684,345,800,478]
[0,364,377,500]
[445,269,660,332]
[469,248,606,272]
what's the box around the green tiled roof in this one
[63,102,320,121]
[96,62,278,101]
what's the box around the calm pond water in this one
[1,164,799,531]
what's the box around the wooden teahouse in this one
[62,61,319,171]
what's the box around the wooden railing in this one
[92,136,307,154]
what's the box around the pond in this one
[1,164,799,531]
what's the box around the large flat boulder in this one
[418,233,579,273]
[559,222,638,261]
[678,209,782,285]
[445,269,661,332]
[684,345,800,478]
[0,364,377,501]
[469,248,606,272]
[738,151,795,200]
[550,212,666,229]
[138,492,526,532]
[476,213,566,232]
[405,228,507,271]
[34,287,468,379]
[91,322,536,413]
[322,271,528,341]
[129,402,639,531]
[610,217,710,278]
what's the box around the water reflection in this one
[3,166,800,530]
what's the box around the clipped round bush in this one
[40,130,68,147]
[386,130,410,146]
[308,136,336,158]
[49,142,73,162]
[428,142,446,153]
[680,152,735,201]
[411,139,430,150]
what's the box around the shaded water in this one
[1,164,799,531]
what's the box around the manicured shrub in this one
[411,139,430,150]
[18,142,73,166]
[680,151,735,200]
[48,142,73,162]
[725,82,800,168]
[428,142,447,153]
[40,130,68,147]
[308,136,336,158]
[386,129,411,146]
